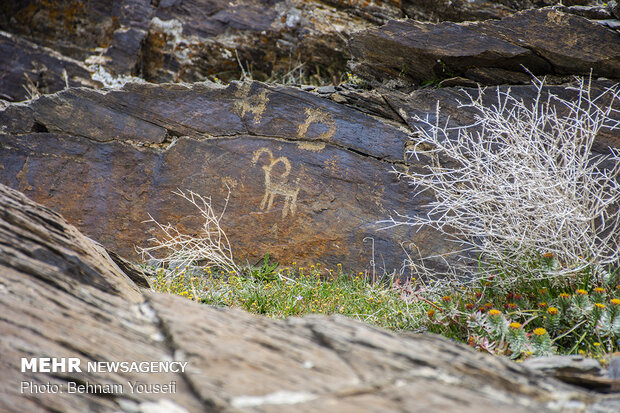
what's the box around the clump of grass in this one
[148,254,619,361]
[150,257,422,331]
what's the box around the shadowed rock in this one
[349,8,620,88]
[0,31,99,102]
[0,0,381,87]
[0,0,592,97]
[400,0,554,22]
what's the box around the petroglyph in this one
[221,176,239,189]
[16,155,33,192]
[252,148,300,218]
[233,83,269,125]
[297,141,326,152]
[297,107,337,140]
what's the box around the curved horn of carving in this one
[251,148,274,165]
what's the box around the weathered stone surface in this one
[0,80,447,274]
[610,358,620,379]
[0,0,380,86]
[0,183,205,413]
[554,4,614,20]
[138,0,377,84]
[0,31,99,102]
[400,0,555,23]
[3,183,620,412]
[610,1,620,20]
[523,356,620,392]
[0,184,145,301]
[523,356,605,376]
[2,78,618,274]
[151,293,613,412]
[1,0,607,100]
[379,81,620,157]
[0,0,154,72]
[349,8,620,87]
[318,0,404,25]
[326,80,620,161]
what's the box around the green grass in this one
[150,258,420,331]
[148,255,620,362]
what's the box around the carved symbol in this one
[233,83,269,125]
[16,155,33,192]
[252,148,300,218]
[297,107,337,140]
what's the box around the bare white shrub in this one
[386,77,620,279]
[137,188,240,275]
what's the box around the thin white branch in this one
[137,187,240,276]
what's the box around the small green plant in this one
[148,251,619,360]
[415,262,620,359]
[248,254,279,282]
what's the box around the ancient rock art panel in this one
[297,107,337,140]
[233,83,269,125]
[252,148,300,218]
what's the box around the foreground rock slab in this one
[524,356,620,393]
[0,184,204,412]
[2,182,620,412]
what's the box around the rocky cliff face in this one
[0,80,435,272]
[0,1,618,273]
[2,1,620,411]
[2,182,620,412]
[349,7,620,88]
